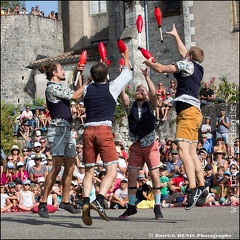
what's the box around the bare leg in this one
[40,156,63,202]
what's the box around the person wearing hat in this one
[203,164,214,193]
[11,145,23,164]
[1,181,14,213]
[215,108,230,157]
[119,67,163,220]
[28,153,47,184]
[34,130,42,142]
[201,116,214,150]
[166,149,182,178]
[1,161,17,185]
[214,149,228,171]
[198,148,208,170]
[159,165,170,202]
[110,178,128,209]
[143,23,207,210]
[18,179,39,212]
[15,162,28,183]
[26,142,47,172]
[37,59,92,219]
[202,134,213,154]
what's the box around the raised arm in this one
[141,67,157,108]
[166,23,188,58]
[120,87,130,108]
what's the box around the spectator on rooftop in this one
[48,11,56,20]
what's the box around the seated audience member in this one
[1,161,17,185]
[28,153,48,183]
[198,148,208,170]
[167,79,177,98]
[111,178,129,209]
[166,149,182,179]
[159,165,170,202]
[202,134,213,154]
[214,137,227,153]
[135,175,150,204]
[199,82,215,106]
[201,116,214,149]
[161,91,174,121]
[218,171,232,205]
[18,179,39,211]
[213,149,228,171]
[11,145,23,164]
[1,183,13,213]
[162,164,186,207]
[15,162,28,182]
[6,182,18,212]
[136,180,154,209]
[203,164,214,192]
[196,140,203,155]
[115,146,127,188]
[156,82,166,101]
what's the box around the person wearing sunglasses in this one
[18,179,38,212]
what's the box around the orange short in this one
[128,140,161,170]
[175,106,203,143]
[83,126,118,166]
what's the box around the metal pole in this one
[144,0,151,77]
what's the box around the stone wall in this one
[1,14,63,107]
[111,103,239,148]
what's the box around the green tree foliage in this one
[200,76,239,103]
[33,98,45,106]
[0,0,25,10]
[0,101,19,155]
[114,86,135,123]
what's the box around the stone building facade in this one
[1,14,63,106]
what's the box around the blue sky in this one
[24,1,58,15]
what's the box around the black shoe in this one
[59,202,81,214]
[185,187,202,210]
[154,204,163,220]
[90,200,109,221]
[82,203,92,226]
[196,187,209,206]
[38,203,49,218]
[119,204,137,219]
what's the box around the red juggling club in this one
[75,50,87,86]
[117,39,133,70]
[136,14,143,47]
[138,47,156,63]
[98,42,107,62]
[154,6,163,43]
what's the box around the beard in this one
[60,76,66,81]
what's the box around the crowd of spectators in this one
[1,101,239,214]
[1,128,239,213]
[1,5,58,20]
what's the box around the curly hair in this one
[39,62,59,80]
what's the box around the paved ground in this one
[1,206,239,239]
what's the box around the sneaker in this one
[90,199,109,221]
[38,203,49,218]
[59,202,81,214]
[161,203,170,208]
[82,203,92,226]
[185,187,202,210]
[119,205,137,219]
[196,187,209,206]
[154,204,163,220]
